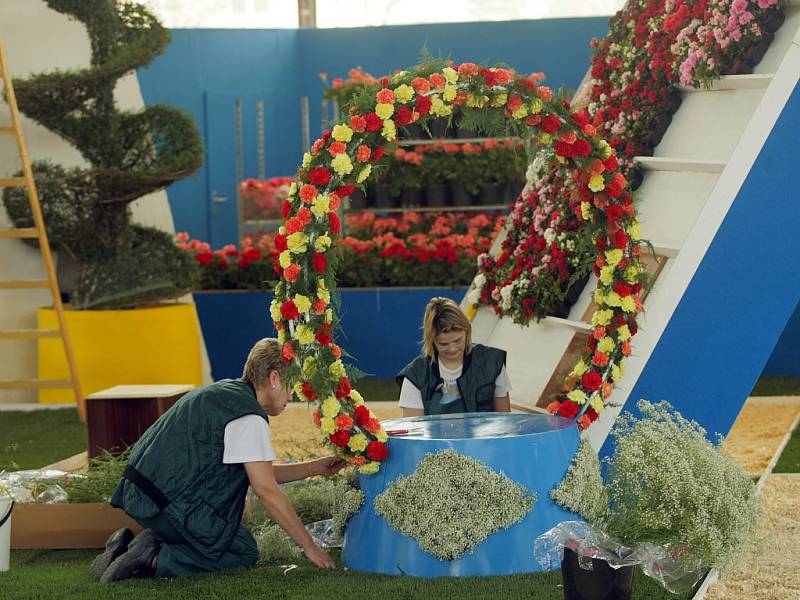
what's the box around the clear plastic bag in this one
[36,484,69,504]
[0,470,81,504]
[534,521,707,594]
[306,519,343,549]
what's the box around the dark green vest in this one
[110,378,267,560]
[396,344,507,415]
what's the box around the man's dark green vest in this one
[110,379,267,560]
[395,344,506,415]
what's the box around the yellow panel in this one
[37,303,203,404]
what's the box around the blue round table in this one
[342,413,580,577]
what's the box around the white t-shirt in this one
[222,414,276,464]
[398,363,512,410]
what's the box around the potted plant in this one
[536,400,763,599]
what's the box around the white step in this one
[678,74,773,92]
[635,156,726,173]
[649,242,680,259]
[541,316,592,333]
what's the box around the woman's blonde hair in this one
[422,297,472,360]
[242,338,287,389]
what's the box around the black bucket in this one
[561,548,634,600]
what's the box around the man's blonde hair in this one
[242,338,287,389]
[421,297,472,360]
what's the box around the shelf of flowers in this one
[177,210,505,290]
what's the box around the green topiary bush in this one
[2,0,203,309]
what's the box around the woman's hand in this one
[312,456,346,477]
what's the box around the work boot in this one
[101,528,159,583]
[89,527,134,579]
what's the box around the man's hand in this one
[303,543,336,569]
[313,456,346,477]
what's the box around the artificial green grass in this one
[0,409,86,471]
[6,549,693,600]
[750,376,800,396]
[772,427,800,473]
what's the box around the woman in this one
[397,297,511,416]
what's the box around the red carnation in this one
[273,233,288,252]
[284,263,301,282]
[301,382,317,401]
[329,430,350,447]
[281,199,292,219]
[354,404,370,427]
[586,407,599,422]
[280,300,300,320]
[604,155,618,172]
[611,229,629,249]
[335,377,351,399]
[372,146,385,161]
[581,371,603,392]
[558,400,580,419]
[364,112,383,132]
[604,204,624,222]
[554,141,573,158]
[366,441,388,462]
[315,323,333,346]
[541,114,562,133]
[281,342,295,363]
[415,95,432,116]
[308,167,332,186]
[395,105,413,126]
[337,184,356,197]
[572,139,592,157]
[613,281,633,297]
[312,252,328,273]
[328,212,341,235]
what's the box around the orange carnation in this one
[327,141,346,156]
[356,145,371,162]
[299,184,318,203]
[376,88,395,104]
[335,413,354,431]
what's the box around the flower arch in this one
[272,60,644,473]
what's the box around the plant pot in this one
[479,182,502,206]
[549,302,571,319]
[561,547,634,600]
[456,124,478,139]
[372,184,395,208]
[425,184,449,208]
[429,117,450,138]
[564,273,590,307]
[348,188,369,210]
[764,7,785,34]
[665,91,682,115]
[400,187,422,208]
[747,32,775,69]
[450,182,474,207]
[629,167,644,192]
[648,112,672,147]
[505,179,526,202]
[401,122,425,141]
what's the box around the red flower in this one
[415,95,432,116]
[312,252,327,273]
[281,342,295,363]
[364,418,381,433]
[196,252,213,266]
[281,199,292,218]
[350,115,367,132]
[354,404,370,427]
[613,281,632,297]
[604,204,624,222]
[581,371,603,392]
[273,233,288,252]
[316,323,333,346]
[308,167,332,186]
[284,263,301,282]
[337,184,356,197]
[328,212,341,235]
[572,138,592,157]
[366,441,388,462]
[335,413,354,431]
[280,300,300,320]
[558,400,580,419]
[541,114,562,133]
[372,146,385,161]
[611,229,629,249]
[301,382,317,401]
[395,106,413,126]
[365,112,383,132]
[335,377,351,399]
[329,430,350,447]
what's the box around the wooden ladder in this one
[0,36,84,419]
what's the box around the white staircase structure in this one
[468,3,800,452]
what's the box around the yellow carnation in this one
[295,324,314,345]
[331,153,353,177]
[604,292,622,307]
[594,289,605,305]
[591,309,614,326]
[442,67,458,83]
[580,201,592,220]
[375,103,394,120]
[320,416,336,434]
[624,265,640,284]
[529,98,543,114]
[321,396,341,418]
[491,92,508,107]
[359,461,380,474]
[279,250,292,269]
[303,356,316,377]
[571,360,588,377]
[590,395,605,413]
[443,85,457,102]
[588,174,605,192]
[598,139,612,158]
[381,119,396,141]
[600,265,616,286]
[311,193,332,217]
[567,389,587,405]
[329,360,346,380]
[348,433,368,452]
[350,389,364,405]
[314,234,332,252]
[269,299,281,321]
[332,123,353,142]
[287,232,308,254]
[294,294,311,314]
[605,249,624,267]
[627,221,641,241]
[277,328,286,344]
[617,324,631,341]
[302,152,312,168]
[621,296,637,313]
[467,94,487,108]
[375,429,388,443]
[394,84,414,102]
[325,308,333,323]
[597,337,615,354]
[539,133,552,144]
[512,105,529,120]
[357,165,372,183]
